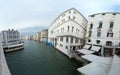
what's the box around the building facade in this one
[85,12,120,56]
[32,34,37,41]
[41,29,48,42]
[1,29,20,46]
[1,29,24,52]
[36,32,41,41]
[48,8,87,57]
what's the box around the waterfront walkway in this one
[0,39,11,75]
[77,54,120,75]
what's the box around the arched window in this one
[97,32,101,37]
[67,26,69,32]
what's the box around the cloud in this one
[71,0,120,16]
[0,0,120,31]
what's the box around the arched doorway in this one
[104,41,113,57]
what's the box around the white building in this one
[41,29,48,42]
[1,29,24,52]
[48,8,87,57]
[33,34,37,41]
[36,32,41,41]
[1,29,20,46]
[85,12,120,56]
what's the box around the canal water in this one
[5,40,82,75]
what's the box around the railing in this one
[56,32,83,38]
[0,40,11,75]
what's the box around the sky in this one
[0,0,120,31]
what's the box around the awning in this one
[77,62,110,75]
[77,49,95,54]
[90,45,101,52]
[83,44,91,49]
[81,54,112,64]
[77,45,100,55]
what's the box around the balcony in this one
[55,32,83,38]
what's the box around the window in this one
[90,24,93,29]
[60,37,63,41]
[75,38,79,43]
[76,29,78,34]
[73,16,75,20]
[74,11,76,14]
[106,41,112,46]
[113,13,116,15]
[66,46,68,49]
[66,37,68,42]
[67,26,69,32]
[63,28,64,32]
[61,28,62,33]
[91,15,95,17]
[60,44,63,47]
[69,11,71,13]
[102,13,105,15]
[78,30,80,34]
[61,28,64,33]
[107,33,113,37]
[72,26,74,32]
[88,31,92,37]
[96,40,100,44]
[88,39,91,42]
[71,38,73,43]
[98,22,102,28]
[110,22,114,28]
[119,43,120,46]
[68,16,70,20]
[97,32,101,37]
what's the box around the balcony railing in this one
[55,32,83,38]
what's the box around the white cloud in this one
[0,0,120,31]
[72,0,120,16]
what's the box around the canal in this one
[5,40,82,75]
